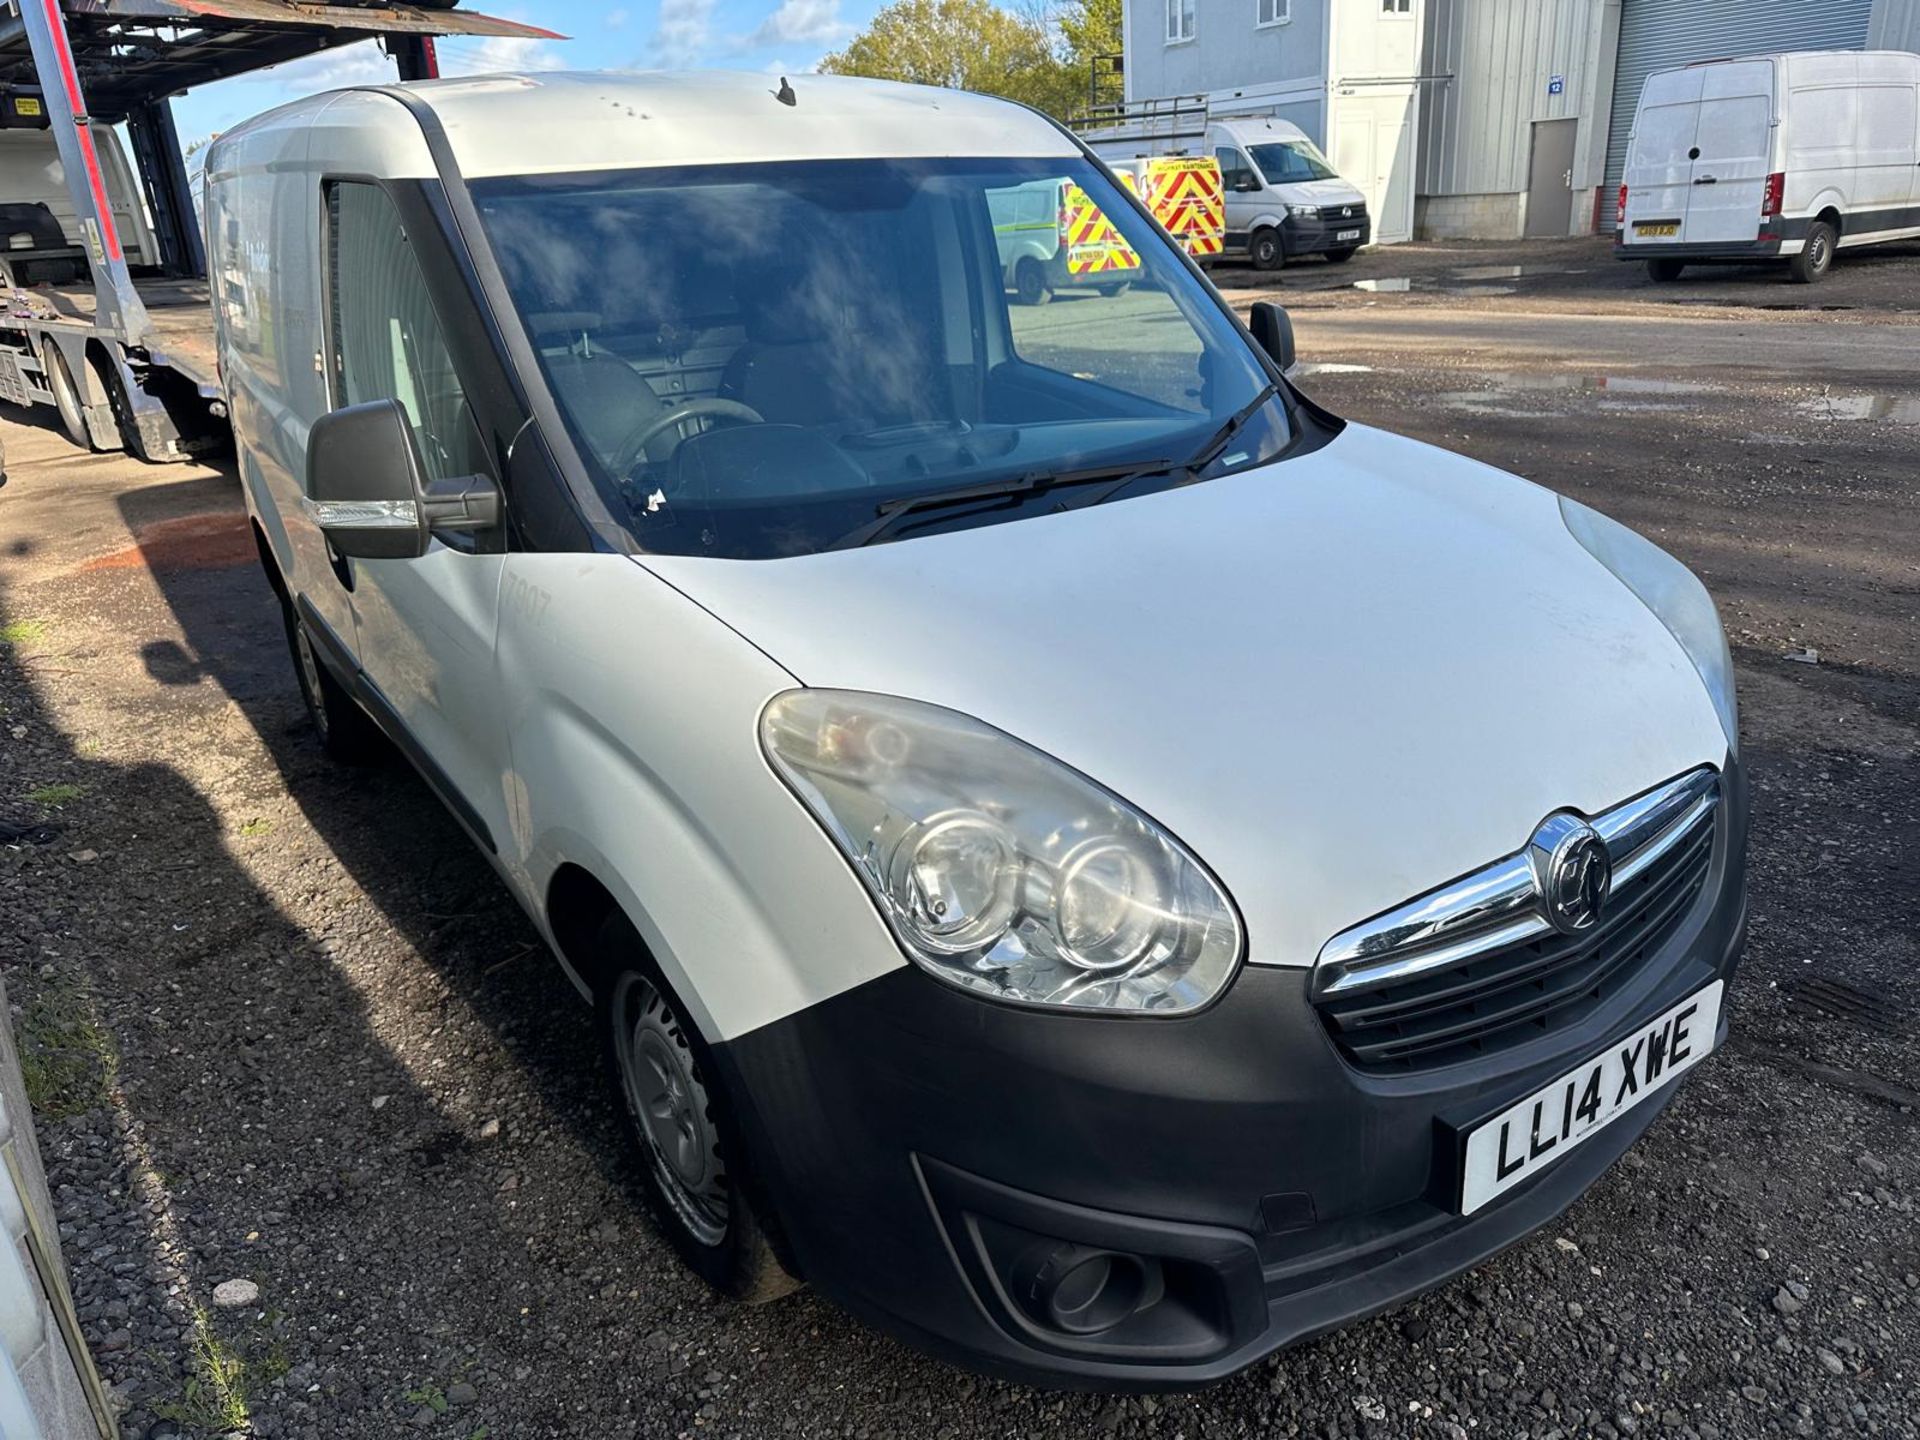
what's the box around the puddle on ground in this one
[1352,265,1578,294]
[1794,392,1920,424]
[1450,264,1588,281]
[1434,372,1719,417]
[1296,361,1375,375]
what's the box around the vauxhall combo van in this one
[206,72,1748,1389]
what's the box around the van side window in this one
[1216,147,1257,191]
[325,181,488,487]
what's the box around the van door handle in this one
[1692,176,1718,185]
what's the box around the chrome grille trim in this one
[1313,768,1719,999]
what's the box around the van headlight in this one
[761,691,1243,1014]
[1560,496,1738,753]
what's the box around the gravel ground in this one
[0,246,1916,1439]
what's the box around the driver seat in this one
[546,350,678,468]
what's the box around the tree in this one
[1058,0,1119,73]
[818,0,1094,119]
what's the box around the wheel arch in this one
[545,860,628,998]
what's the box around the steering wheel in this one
[610,398,765,475]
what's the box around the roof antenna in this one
[774,76,797,107]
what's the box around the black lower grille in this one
[1315,817,1716,1072]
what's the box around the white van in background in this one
[0,126,160,281]
[1616,50,1920,284]
[1089,116,1369,271]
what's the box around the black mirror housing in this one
[304,398,499,559]
[1248,301,1296,373]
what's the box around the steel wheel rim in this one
[294,626,329,739]
[613,974,729,1247]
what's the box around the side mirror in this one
[1233,176,1260,193]
[1248,301,1296,373]
[302,398,499,560]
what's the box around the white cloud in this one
[436,33,569,75]
[743,0,852,49]
[249,40,396,92]
[650,0,716,67]
[606,7,630,28]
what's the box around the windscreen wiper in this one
[1184,384,1279,474]
[828,457,1176,550]
[1073,384,1283,511]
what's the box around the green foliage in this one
[819,0,1118,119]
[27,783,84,806]
[153,1304,251,1433]
[16,980,116,1121]
[0,618,48,645]
[1059,0,1120,72]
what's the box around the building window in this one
[1381,0,1411,13]
[1257,0,1289,25]
[1165,0,1195,43]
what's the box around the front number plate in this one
[1459,980,1723,1214]
[1336,229,1362,241]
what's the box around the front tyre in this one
[1788,220,1836,284]
[1250,227,1285,272]
[279,597,381,763]
[597,915,798,1304]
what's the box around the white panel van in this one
[205,70,1746,1391]
[1090,117,1369,270]
[0,126,160,279]
[1616,50,1920,284]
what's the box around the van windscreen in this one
[1247,140,1340,185]
[471,157,1285,559]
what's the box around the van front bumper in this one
[715,768,1748,1390]
[1281,210,1369,255]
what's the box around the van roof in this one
[1213,116,1311,145]
[241,70,1081,179]
[1661,47,1919,72]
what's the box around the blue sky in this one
[171,0,885,149]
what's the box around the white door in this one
[322,178,513,850]
[1684,62,1775,246]
[1621,67,1703,245]
[1332,93,1414,244]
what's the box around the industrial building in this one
[1116,0,1920,241]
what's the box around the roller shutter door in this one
[1604,0,1873,197]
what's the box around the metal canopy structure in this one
[0,0,561,121]
[0,0,560,460]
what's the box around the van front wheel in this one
[1788,221,1836,284]
[598,916,799,1305]
[280,599,381,763]
[1250,228,1285,271]
[1647,259,1686,283]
